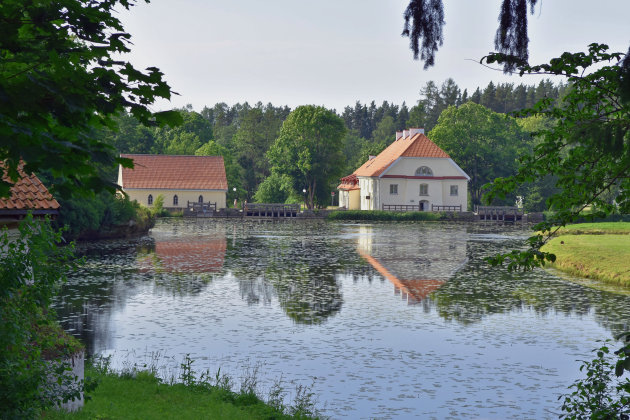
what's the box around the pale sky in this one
[118,0,630,113]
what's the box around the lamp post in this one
[302,188,307,210]
[233,187,237,208]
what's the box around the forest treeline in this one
[98,78,568,214]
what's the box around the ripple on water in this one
[52,219,630,419]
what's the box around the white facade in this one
[358,157,469,211]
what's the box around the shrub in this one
[56,191,155,239]
[0,215,84,418]
[150,194,170,217]
[326,210,444,221]
[559,342,630,419]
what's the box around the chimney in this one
[409,127,424,136]
[403,129,410,138]
[368,155,376,160]
[395,131,403,141]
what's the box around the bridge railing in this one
[187,201,216,212]
[475,205,523,221]
[244,203,300,218]
[382,204,422,212]
[432,205,462,212]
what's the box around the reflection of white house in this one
[355,224,468,304]
[118,154,227,210]
[338,128,470,211]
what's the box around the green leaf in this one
[154,110,184,127]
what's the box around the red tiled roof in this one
[353,133,449,178]
[337,174,359,191]
[120,154,227,190]
[337,184,360,191]
[0,163,60,211]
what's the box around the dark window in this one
[419,184,429,196]
[415,166,433,176]
[198,195,203,203]
[148,194,153,205]
[389,184,398,195]
[450,185,458,196]
[173,195,178,206]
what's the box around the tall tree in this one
[0,0,179,198]
[485,44,630,269]
[372,115,397,146]
[418,79,461,131]
[101,113,156,154]
[267,106,346,209]
[232,106,284,199]
[152,109,212,155]
[429,102,527,206]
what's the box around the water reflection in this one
[430,236,630,336]
[51,219,630,419]
[138,238,226,274]
[355,224,467,304]
[55,222,228,354]
[225,221,359,324]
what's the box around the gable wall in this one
[376,157,468,211]
[384,157,466,178]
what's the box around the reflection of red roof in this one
[358,250,444,303]
[352,133,449,178]
[0,163,60,213]
[139,238,227,274]
[120,154,227,190]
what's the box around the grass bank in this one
[552,222,630,235]
[542,222,630,287]
[44,360,321,420]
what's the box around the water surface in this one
[54,219,630,419]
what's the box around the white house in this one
[118,154,228,210]
[338,128,470,211]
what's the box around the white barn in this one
[338,128,470,211]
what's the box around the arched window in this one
[198,195,203,203]
[419,184,429,196]
[148,194,153,205]
[415,166,433,176]
[173,195,178,206]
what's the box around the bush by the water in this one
[1,216,85,418]
[327,210,444,221]
[559,341,630,419]
[56,191,154,240]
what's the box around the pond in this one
[53,219,630,419]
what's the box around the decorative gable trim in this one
[447,158,471,181]
[381,175,468,180]
[378,157,402,178]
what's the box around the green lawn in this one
[552,222,630,235]
[542,233,630,287]
[43,370,316,420]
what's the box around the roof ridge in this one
[121,154,223,158]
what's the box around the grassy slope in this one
[553,222,630,235]
[542,223,630,287]
[43,370,307,420]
